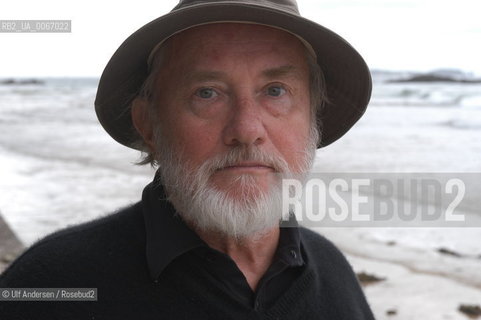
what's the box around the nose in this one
[222,96,267,147]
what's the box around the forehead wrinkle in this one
[183,65,304,86]
[262,65,303,80]
[184,71,228,85]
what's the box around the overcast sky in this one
[1,0,480,77]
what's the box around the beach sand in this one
[315,227,481,319]
[347,252,481,320]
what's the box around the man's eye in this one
[196,88,217,99]
[267,86,286,97]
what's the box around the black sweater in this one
[0,183,375,319]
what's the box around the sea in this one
[0,70,480,289]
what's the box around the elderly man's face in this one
[149,23,312,195]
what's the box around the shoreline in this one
[312,226,481,319]
[341,250,481,320]
[315,227,481,289]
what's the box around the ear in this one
[131,97,155,150]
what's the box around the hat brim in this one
[95,2,372,149]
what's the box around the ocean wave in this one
[460,95,481,108]
[442,107,481,129]
[372,82,481,107]
[444,119,481,130]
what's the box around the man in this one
[0,0,373,319]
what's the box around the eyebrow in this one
[185,71,227,85]
[262,65,300,79]
[184,65,301,85]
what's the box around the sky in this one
[1,0,480,77]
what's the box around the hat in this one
[95,0,372,149]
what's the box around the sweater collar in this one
[142,172,304,281]
[142,173,205,281]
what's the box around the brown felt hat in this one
[95,0,372,149]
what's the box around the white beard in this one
[153,127,318,241]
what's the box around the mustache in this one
[200,146,290,175]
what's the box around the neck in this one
[195,227,280,291]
